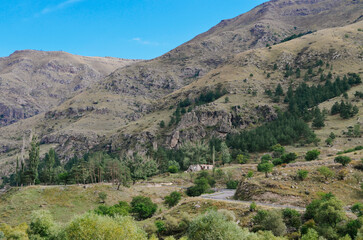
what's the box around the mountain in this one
[0,50,139,126]
[0,0,362,176]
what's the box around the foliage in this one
[331,100,359,119]
[63,213,147,240]
[186,177,210,197]
[257,162,274,177]
[297,170,308,181]
[220,142,231,165]
[282,208,301,231]
[226,180,239,189]
[0,222,29,240]
[28,210,58,239]
[305,149,320,161]
[227,112,316,153]
[253,210,287,236]
[131,196,157,220]
[187,210,257,240]
[317,167,334,180]
[98,192,107,203]
[247,171,254,179]
[94,201,130,217]
[301,228,319,240]
[334,156,352,166]
[351,203,363,217]
[164,191,182,207]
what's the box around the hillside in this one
[0,50,139,126]
[0,0,362,175]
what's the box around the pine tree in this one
[312,108,325,129]
[27,136,40,185]
[275,84,284,96]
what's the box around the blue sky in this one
[0,0,267,60]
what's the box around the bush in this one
[155,220,166,233]
[28,210,57,238]
[261,154,272,162]
[131,196,157,220]
[168,165,179,173]
[98,192,107,203]
[64,213,147,240]
[297,170,308,181]
[250,202,257,212]
[94,201,130,217]
[186,177,210,197]
[253,210,287,236]
[317,166,334,180]
[334,156,352,166]
[281,152,297,163]
[272,158,283,166]
[187,210,255,240]
[247,171,254,178]
[164,191,182,207]
[305,149,320,161]
[282,208,301,231]
[226,180,239,189]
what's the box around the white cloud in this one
[38,0,84,15]
[132,37,159,46]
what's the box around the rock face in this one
[0,50,139,126]
[234,180,266,201]
[167,104,277,148]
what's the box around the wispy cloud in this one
[37,0,84,16]
[132,37,159,46]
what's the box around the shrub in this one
[334,156,352,166]
[164,191,182,207]
[305,149,320,161]
[250,202,257,212]
[261,154,272,162]
[281,152,297,163]
[131,196,157,220]
[98,192,107,203]
[253,210,287,236]
[187,210,255,240]
[64,213,147,240]
[247,171,254,178]
[301,228,319,240]
[94,201,130,217]
[351,203,363,217]
[282,208,301,231]
[297,170,308,181]
[168,165,179,173]
[155,220,166,234]
[226,180,239,189]
[317,166,334,180]
[186,178,210,197]
[272,158,283,166]
[28,210,57,238]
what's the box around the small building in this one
[186,164,214,172]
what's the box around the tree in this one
[131,196,157,220]
[312,107,325,129]
[220,142,231,165]
[186,177,210,197]
[159,120,165,128]
[351,203,363,217]
[317,166,334,180]
[253,210,287,236]
[275,84,284,96]
[26,136,40,185]
[164,191,182,207]
[257,162,274,178]
[282,208,301,231]
[334,156,352,166]
[305,149,320,161]
[301,228,319,240]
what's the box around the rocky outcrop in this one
[234,180,266,201]
[167,104,277,148]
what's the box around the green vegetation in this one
[334,156,352,166]
[305,149,320,161]
[164,191,182,207]
[131,196,157,220]
[337,146,363,155]
[331,100,359,119]
[297,170,309,181]
[280,31,314,43]
[94,201,130,217]
[317,166,334,180]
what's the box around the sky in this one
[0,0,267,60]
